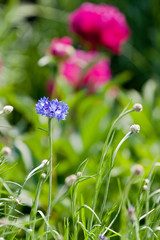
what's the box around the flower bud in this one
[99,234,106,240]
[77,171,82,178]
[3,105,14,114]
[41,159,49,167]
[65,174,77,187]
[130,124,140,134]
[143,185,148,190]
[1,146,12,155]
[128,206,135,220]
[133,103,143,112]
[131,164,144,175]
[15,198,20,205]
[41,173,46,179]
[9,196,14,200]
[0,237,5,240]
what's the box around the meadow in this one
[0,0,160,239]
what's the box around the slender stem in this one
[134,217,140,240]
[46,118,53,238]
[30,175,44,240]
[145,182,150,238]
[89,108,134,230]
[100,131,132,218]
[71,184,78,240]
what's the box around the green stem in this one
[134,217,140,240]
[89,108,134,230]
[100,131,132,218]
[46,118,53,238]
[71,185,78,240]
[30,175,44,240]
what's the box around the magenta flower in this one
[69,2,130,54]
[84,59,111,92]
[49,36,74,58]
[61,49,111,92]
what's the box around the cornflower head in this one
[35,97,69,121]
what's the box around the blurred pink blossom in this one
[84,59,111,92]
[61,50,111,92]
[49,37,74,58]
[69,3,130,54]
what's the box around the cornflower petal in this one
[35,97,69,121]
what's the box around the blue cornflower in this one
[35,97,69,121]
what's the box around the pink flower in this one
[84,59,111,92]
[61,49,111,92]
[49,37,74,58]
[69,3,130,54]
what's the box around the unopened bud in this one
[9,196,14,200]
[145,178,149,184]
[133,103,143,112]
[1,146,12,155]
[0,237,5,240]
[41,173,46,179]
[130,124,140,134]
[27,229,33,233]
[65,174,77,187]
[77,171,82,178]
[41,159,49,167]
[3,105,14,114]
[15,198,20,205]
[99,234,106,240]
[131,164,144,175]
[143,185,148,190]
[128,206,135,220]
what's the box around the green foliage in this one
[0,0,160,239]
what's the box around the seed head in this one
[15,198,20,205]
[65,174,77,187]
[41,173,46,179]
[77,171,82,178]
[133,103,143,112]
[130,124,140,134]
[9,196,14,200]
[143,185,148,190]
[99,234,106,240]
[3,105,14,114]
[128,206,135,220]
[131,164,144,175]
[1,146,12,155]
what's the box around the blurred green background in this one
[0,0,160,236]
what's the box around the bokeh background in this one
[0,0,160,238]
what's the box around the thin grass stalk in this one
[134,216,140,240]
[144,158,159,238]
[100,131,133,219]
[121,176,134,240]
[71,184,78,240]
[30,174,44,240]
[46,118,53,238]
[89,107,134,230]
[5,161,48,227]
